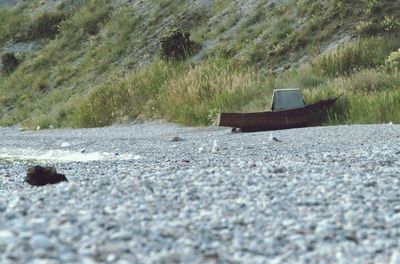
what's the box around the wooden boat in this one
[218,90,340,132]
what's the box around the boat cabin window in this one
[271,89,305,111]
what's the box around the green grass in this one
[158,59,271,125]
[311,37,400,77]
[70,58,273,127]
[301,69,400,124]
[0,7,29,43]
[70,60,185,127]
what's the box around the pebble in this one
[170,136,184,142]
[199,146,205,153]
[29,234,52,250]
[61,142,71,148]
[0,230,17,246]
[0,123,400,263]
[65,182,78,192]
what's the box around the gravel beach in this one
[1,122,400,263]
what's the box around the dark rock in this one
[364,181,377,187]
[25,166,68,186]
[170,136,184,142]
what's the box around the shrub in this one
[380,15,400,32]
[160,28,198,60]
[21,11,66,41]
[383,48,400,71]
[1,52,19,74]
[356,20,380,36]
[364,0,380,15]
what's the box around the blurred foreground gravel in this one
[1,122,400,264]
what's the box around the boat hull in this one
[218,98,338,132]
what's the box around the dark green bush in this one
[1,52,19,74]
[160,28,198,60]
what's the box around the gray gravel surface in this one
[1,122,400,263]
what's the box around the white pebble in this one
[61,142,71,148]
[199,146,205,153]
[0,230,16,246]
[66,182,78,192]
[212,139,219,153]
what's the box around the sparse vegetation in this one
[0,0,399,128]
[383,48,400,72]
[21,11,66,41]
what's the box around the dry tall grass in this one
[72,58,273,127]
[159,59,271,125]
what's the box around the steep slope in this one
[0,0,399,128]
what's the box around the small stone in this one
[25,166,68,186]
[390,251,400,264]
[29,234,52,250]
[270,133,282,142]
[80,149,86,153]
[106,254,117,262]
[81,257,97,264]
[212,139,219,153]
[171,136,184,142]
[199,146,205,153]
[0,230,17,246]
[364,181,377,187]
[60,252,77,262]
[61,142,71,148]
[66,182,78,192]
[30,259,59,264]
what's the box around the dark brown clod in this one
[25,165,68,186]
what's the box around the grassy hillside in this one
[0,0,399,128]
